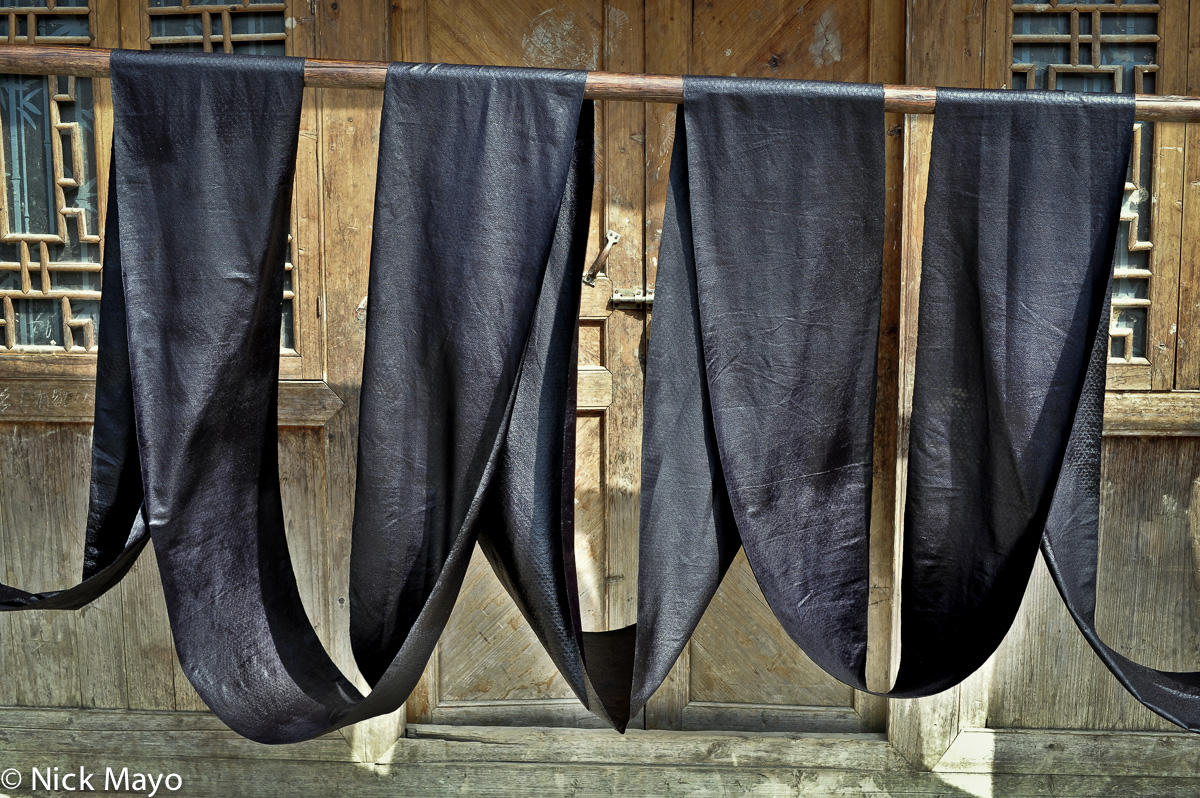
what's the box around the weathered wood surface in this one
[3,711,1200,796]
[989,437,1200,733]
[0,379,344,427]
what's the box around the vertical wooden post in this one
[859,0,907,733]
[603,0,646,646]
[889,0,984,770]
[312,0,398,763]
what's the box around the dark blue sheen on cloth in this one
[894,89,1135,697]
[632,77,887,718]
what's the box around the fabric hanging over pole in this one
[4,46,1200,741]
[630,81,1200,733]
[350,61,633,729]
[631,76,886,716]
[0,50,621,743]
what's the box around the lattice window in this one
[0,0,91,46]
[0,0,297,353]
[0,0,98,352]
[1008,1,1159,364]
[147,0,286,55]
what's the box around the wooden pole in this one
[1,44,1200,120]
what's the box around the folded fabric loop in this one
[632,76,886,717]
[891,88,1133,696]
[1,51,618,743]
[1042,270,1200,732]
[349,62,639,729]
[0,173,148,612]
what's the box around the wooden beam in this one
[0,379,344,427]
[1102,391,1200,436]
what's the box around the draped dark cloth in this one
[633,77,886,715]
[5,49,1200,741]
[632,79,1200,731]
[349,62,632,728]
[0,52,621,742]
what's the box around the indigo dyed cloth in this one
[631,77,885,718]
[349,62,631,729]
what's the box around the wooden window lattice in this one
[0,0,98,352]
[0,0,296,353]
[1009,1,1160,363]
[147,0,286,55]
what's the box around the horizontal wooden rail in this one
[2,45,1200,120]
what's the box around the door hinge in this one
[611,287,654,309]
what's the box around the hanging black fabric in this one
[6,49,1200,739]
[892,88,1134,696]
[630,80,1200,728]
[350,62,632,729]
[632,76,887,715]
[0,52,619,742]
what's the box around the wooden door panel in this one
[694,0,872,83]
[986,437,1200,732]
[0,422,345,713]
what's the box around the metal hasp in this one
[611,287,654,309]
[583,229,621,286]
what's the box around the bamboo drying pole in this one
[1,44,1199,121]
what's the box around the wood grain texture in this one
[1147,0,1187,389]
[392,0,430,63]
[602,0,645,637]
[0,379,344,427]
[4,709,1200,796]
[119,545,177,711]
[937,727,1200,778]
[688,552,860,727]
[575,412,606,631]
[640,0,689,734]
[864,0,906,731]
[0,423,87,709]
[890,0,981,766]
[1103,390,1200,435]
[986,437,1200,733]
[694,0,871,83]
[311,0,398,762]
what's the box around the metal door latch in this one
[583,230,621,286]
[611,287,654,309]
